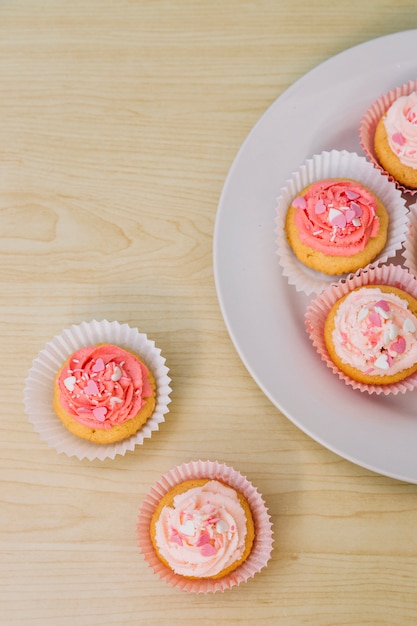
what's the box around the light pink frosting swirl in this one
[56,344,153,429]
[332,288,417,376]
[383,91,417,168]
[154,480,248,578]
[292,180,380,256]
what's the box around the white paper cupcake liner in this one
[275,150,409,295]
[305,264,417,395]
[359,78,417,196]
[23,320,172,461]
[403,198,417,276]
[137,460,274,593]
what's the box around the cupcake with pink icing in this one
[275,150,408,295]
[24,320,171,461]
[137,460,273,593]
[360,78,417,194]
[305,264,417,395]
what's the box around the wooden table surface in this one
[2,2,417,624]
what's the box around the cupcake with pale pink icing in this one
[360,78,417,193]
[137,460,273,593]
[276,150,408,295]
[24,320,171,461]
[54,343,156,444]
[305,264,417,395]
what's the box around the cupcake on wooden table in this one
[275,150,408,295]
[137,460,273,593]
[24,320,171,461]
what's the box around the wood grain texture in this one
[2,1,417,624]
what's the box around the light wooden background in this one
[2,1,417,625]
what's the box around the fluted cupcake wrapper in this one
[359,78,417,197]
[23,320,172,461]
[305,264,417,395]
[137,460,274,593]
[275,150,408,296]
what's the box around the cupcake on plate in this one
[137,460,273,593]
[305,264,417,395]
[275,150,408,295]
[359,78,417,194]
[24,320,171,461]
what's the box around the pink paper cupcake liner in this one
[275,150,408,295]
[305,264,417,395]
[137,460,274,593]
[23,320,172,461]
[359,78,417,197]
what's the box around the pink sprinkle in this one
[330,211,346,229]
[84,379,100,395]
[369,312,382,327]
[92,358,105,373]
[200,544,217,557]
[375,299,390,312]
[292,196,307,210]
[392,132,406,146]
[349,201,363,217]
[391,336,406,354]
[92,407,107,421]
[345,189,360,200]
[170,532,183,546]
[196,531,211,547]
[314,199,326,214]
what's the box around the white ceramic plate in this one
[213,29,417,483]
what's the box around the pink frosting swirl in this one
[332,288,417,376]
[384,91,417,168]
[154,480,249,578]
[56,344,153,429]
[292,180,380,256]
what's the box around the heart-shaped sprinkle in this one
[64,376,76,392]
[328,208,346,228]
[92,358,105,373]
[292,196,307,210]
[391,336,406,354]
[345,208,356,223]
[92,407,107,421]
[216,520,229,534]
[346,189,360,200]
[200,543,217,557]
[84,379,99,395]
[374,354,389,370]
[358,307,369,322]
[392,132,406,146]
[314,199,326,214]
[170,532,183,546]
[179,520,195,537]
[369,312,382,327]
[111,366,122,382]
[349,201,363,217]
[196,531,211,547]
[375,299,390,312]
[404,318,416,333]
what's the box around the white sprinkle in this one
[110,396,123,404]
[375,354,389,370]
[358,307,368,322]
[404,318,416,333]
[313,229,323,236]
[352,218,361,227]
[389,324,399,340]
[375,306,390,320]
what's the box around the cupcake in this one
[53,343,156,444]
[137,460,273,593]
[305,264,417,395]
[359,78,417,194]
[275,150,408,295]
[24,320,171,461]
[285,178,389,276]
